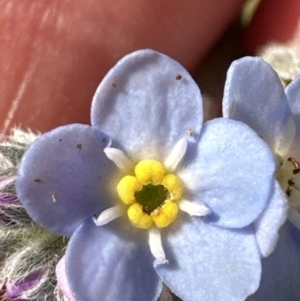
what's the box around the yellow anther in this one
[117,176,142,205]
[127,203,153,229]
[151,201,179,228]
[162,174,183,201]
[134,160,165,185]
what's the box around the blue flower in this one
[223,56,300,300]
[223,56,300,233]
[16,50,277,301]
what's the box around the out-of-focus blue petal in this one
[16,124,117,237]
[247,222,300,301]
[254,181,288,257]
[66,218,162,301]
[155,216,261,301]
[179,118,276,228]
[285,75,300,160]
[223,57,295,157]
[91,49,203,162]
[286,75,300,130]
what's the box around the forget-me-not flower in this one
[223,57,300,300]
[16,50,278,301]
[223,57,300,233]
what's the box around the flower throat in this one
[135,184,169,214]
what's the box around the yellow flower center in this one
[117,159,183,229]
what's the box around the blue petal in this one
[254,181,288,257]
[286,75,300,128]
[285,75,300,160]
[155,216,261,301]
[247,222,300,301]
[91,49,203,162]
[16,124,117,236]
[178,118,276,228]
[223,57,295,156]
[66,218,162,301]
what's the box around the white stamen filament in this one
[148,228,168,264]
[104,147,132,171]
[288,208,300,231]
[164,137,188,171]
[179,200,211,216]
[94,205,125,226]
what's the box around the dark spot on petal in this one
[77,143,82,150]
[293,169,300,174]
[288,179,295,186]
[59,138,62,142]
[176,75,182,80]
[102,137,106,143]
[187,128,194,136]
[286,187,292,197]
[34,178,45,184]
[112,83,117,88]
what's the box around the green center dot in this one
[134,184,169,214]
